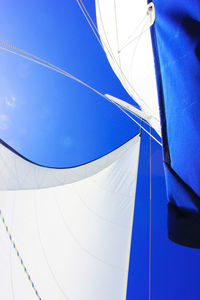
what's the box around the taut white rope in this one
[0,42,161,145]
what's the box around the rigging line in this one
[127,111,150,127]
[128,18,148,85]
[3,4,157,122]
[0,40,69,73]
[77,0,99,35]
[75,0,103,47]
[0,209,43,300]
[0,42,85,85]
[115,104,162,146]
[119,15,147,52]
[9,200,16,300]
[0,44,161,145]
[119,23,151,53]
[0,43,135,117]
[113,102,151,126]
[78,0,99,34]
[149,126,152,300]
[77,0,147,60]
[113,0,121,67]
[0,45,108,98]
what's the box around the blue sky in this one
[0,1,200,299]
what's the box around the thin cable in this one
[75,0,103,47]
[118,15,147,52]
[119,26,151,53]
[116,104,162,146]
[77,0,148,60]
[0,45,110,99]
[117,105,150,127]
[0,209,42,300]
[9,200,16,300]
[78,0,99,34]
[0,43,161,146]
[76,0,99,35]
[128,18,148,88]
[149,126,152,300]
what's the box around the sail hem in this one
[0,133,139,169]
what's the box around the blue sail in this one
[150,0,200,247]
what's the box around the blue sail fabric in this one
[149,0,200,247]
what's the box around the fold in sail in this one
[150,0,200,248]
[0,134,140,299]
[95,0,160,135]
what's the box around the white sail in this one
[0,134,140,300]
[95,0,160,135]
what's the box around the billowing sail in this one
[149,0,200,247]
[0,134,140,300]
[95,0,160,135]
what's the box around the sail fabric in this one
[0,136,139,191]
[95,0,160,135]
[0,134,140,300]
[150,0,200,247]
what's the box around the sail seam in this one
[56,198,128,272]
[34,198,69,299]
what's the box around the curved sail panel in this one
[0,135,140,300]
[95,0,160,134]
[0,135,138,190]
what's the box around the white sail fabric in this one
[0,134,140,300]
[95,0,160,135]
